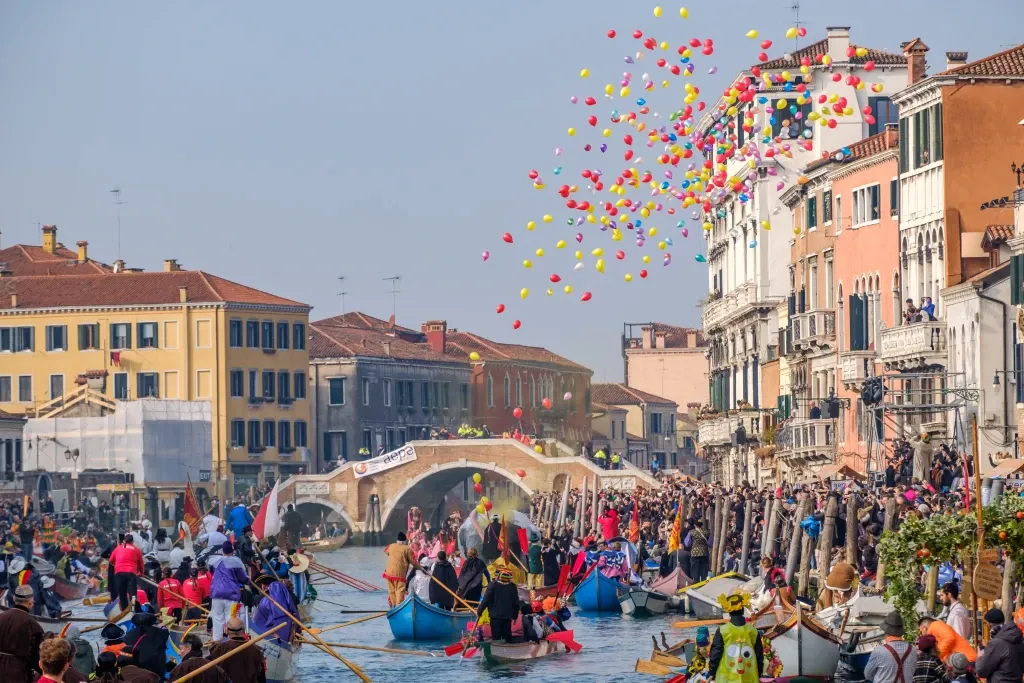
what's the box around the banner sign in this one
[353,445,417,479]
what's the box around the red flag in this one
[252,481,281,541]
[517,527,529,563]
[183,478,203,536]
[500,516,508,561]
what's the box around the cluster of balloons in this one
[472,472,494,515]
[483,6,889,328]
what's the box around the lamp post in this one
[65,447,80,505]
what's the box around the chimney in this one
[686,330,698,347]
[902,38,930,86]
[9,294,16,308]
[641,325,654,349]
[113,259,125,273]
[421,320,448,354]
[179,287,188,303]
[826,27,851,63]
[76,241,88,263]
[164,259,181,272]
[383,341,391,357]
[654,331,667,349]
[945,51,968,71]
[41,225,57,254]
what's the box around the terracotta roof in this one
[0,271,308,310]
[965,260,1010,285]
[756,38,906,70]
[592,383,676,406]
[0,244,111,276]
[445,331,590,372]
[313,312,418,335]
[626,432,647,443]
[591,430,609,440]
[940,44,1024,76]
[309,323,461,363]
[652,323,706,348]
[983,225,1015,250]
[808,129,899,171]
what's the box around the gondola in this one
[480,636,573,665]
[300,528,351,553]
[516,583,560,602]
[52,576,90,601]
[257,637,301,683]
[571,569,623,612]
[649,566,691,610]
[0,604,71,634]
[679,572,750,618]
[386,592,474,641]
[752,591,842,677]
[619,588,670,616]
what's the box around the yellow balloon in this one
[785,27,797,38]
[556,240,566,249]
[822,55,832,66]
[534,445,544,453]
[575,250,583,260]
[591,247,604,257]
[620,86,630,97]
[679,6,689,17]
[640,207,650,218]
[653,5,663,16]
[662,80,670,88]
[543,214,553,223]
[476,505,485,514]
[777,98,788,109]
[469,352,481,362]
[585,214,596,224]
[658,241,667,250]
[595,259,605,273]
[520,288,529,299]
[793,227,801,235]
[535,249,545,258]
[605,84,614,95]
[648,227,658,236]
[580,68,589,78]
[546,288,554,296]
[642,255,651,264]
[563,285,573,294]
[522,259,533,269]
[480,496,489,504]
[533,182,545,190]
[473,473,482,483]
[745,29,759,38]
[703,222,713,231]
[567,127,576,136]
[761,220,771,230]
[855,47,868,58]
[526,220,536,231]
[624,273,633,282]
[602,128,611,137]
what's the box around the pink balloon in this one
[575,233,584,243]
[482,251,490,261]
[681,228,689,237]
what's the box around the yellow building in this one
[0,225,311,500]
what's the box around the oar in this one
[297,637,440,657]
[169,622,285,683]
[635,658,675,675]
[310,562,380,592]
[427,574,477,612]
[247,579,371,682]
[137,575,210,615]
[80,600,135,634]
[316,612,388,633]
[83,595,111,606]
[672,617,727,629]
[545,630,582,653]
[313,596,350,609]
[651,650,686,667]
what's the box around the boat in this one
[257,637,301,683]
[301,528,350,553]
[0,604,72,634]
[480,637,571,665]
[812,587,926,669]
[53,576,90,601]
[650,566,691,610]
[571,570,624,612]
[619,588,670,617]
[517,584,560,602]
[680,572,750,618]
[386,592,474,641]
[752,591,841,677]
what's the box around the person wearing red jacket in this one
[157,567,184,622]
[195,559,213,609]
[109,534,144,610]
[181,567,209,620]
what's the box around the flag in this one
[252,481,281,541]
[183,478,203,536]
[628,502,640,544]
[667,497,683,554]
[499,515,508,561]
[517,527,529,563]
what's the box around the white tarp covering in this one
[24,400,212,485]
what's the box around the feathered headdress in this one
[716,590,751,613]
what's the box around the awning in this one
[989,459,1024,478]
[814,464,867,482]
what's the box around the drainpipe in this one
[977,289,1009,445]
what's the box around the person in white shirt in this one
[410,556,432,601]
[941,581,971,640]
[202,513,222,536]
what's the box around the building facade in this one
[592,383,678,470]
[591,402,628,460]
[622,323,708,408]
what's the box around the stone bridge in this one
[276,439,660,535]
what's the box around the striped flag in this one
[183,477,203,537]
[667,498,683,553]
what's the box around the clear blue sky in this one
[1,1,1019,382]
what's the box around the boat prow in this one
[480,636,574,665]
[386,592,474,641]
[572,570,623,612]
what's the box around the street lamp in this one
[64,447,81,504]
[993,370,1017,389]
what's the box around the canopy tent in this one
[814,464,867,481]
[989,459,1024,478]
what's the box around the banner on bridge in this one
[353,444,417,479]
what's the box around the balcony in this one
[879,321,947,371]
[697,415,732,447]
[791,309,836,354]
[702,283,759,332]
[775,418,835,462]
[840,350,877,389]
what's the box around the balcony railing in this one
[840,350,877,388]
[879,321,947,370]
[791,309,836,353]
[775,418,836,461]
[697,415,732,446]
[702,282,758,332]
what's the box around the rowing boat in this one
[53,576,90,601]
[386,592,474,641]
[650,566,691,595]
[619,588,670,617]
[257,637,301,683]
[752,591,841,677]
[572,570,623,612]
[0,605,73,634]
[480,638,569,665]
[516,583,560,602]
[680,572,750,619]
[301,528,350,553]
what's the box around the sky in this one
[1,1,1021,383]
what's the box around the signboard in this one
[353,445,417,479]
[980,548,1000,564]
[295,482,330,496]
[974,563,1003,601]
[198,470,212,483]
[96,483,133,493]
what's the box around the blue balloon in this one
[636,98,647,106]
[749,240,758,248]
[769,116,777,125]
[665,237,674,246]
[676,221,685,227]
[783,83,793,91]
[635,219,642,228]
[661,181,670,189]
[554,167,562,175]
[758,97,768,104]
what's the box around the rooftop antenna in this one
[336,275,349,314]
[383,275,401,321]
[789,0,802,50]
[110,187,126,259]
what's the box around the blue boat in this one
[572,570,623,611]
[386,592,474,640]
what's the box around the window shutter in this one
[137,374,144,398]
[849,295,860,351]
[798,288,806,313]
[152,323,158,349]
[78,325,86,351]
[1013,255,1024,306]
[126,324,132,349]
[137,323,143,348]
[788,293,796,315]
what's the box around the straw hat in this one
[288,552,310,574]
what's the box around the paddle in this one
[635,658,675,675]
[651,650,686,667]
[672,617,727,629]
[297,637,440,657]
[545,630,582,653]
[169,622,285,683]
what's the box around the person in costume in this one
[476,568,520,642]
[708,591,763,683]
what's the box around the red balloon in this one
[528,170,538,179]
[502,233,513,243]
[542,398,552,410]
[549,273,561,282]
[584,96,596,106]
[496,303,505,314]
[512,320,521,330]
[473,482,483,494]
[581,292,592,302]
[615,250,625,260]
[513,407,523,419]
[515,469,526,478]
[864,60,875,71]
[484,501,493,511]
[760,40,772,49]
[633,29,643,39]
[640,269,648,278]
[587,115,598,127]
[607,29,616,38]
[643,37,656,50]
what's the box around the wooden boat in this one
[752,591,841,677]
[680,572,750,618]
[0,604,72,634]
[650,566,691,595]
[619,588,670,617]
[257,637,301,683]
[480,637,570,665]
[301,528,350,553]
[517,583,560,602]
[812,588,926,670]
[572,570,623,612]
[386,592,474,641]
[53,576,89,601]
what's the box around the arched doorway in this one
[37,474,51,503]
[292,497,355,532]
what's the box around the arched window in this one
[530,376,536,407]
[486,374,494,408]
[503,374,511,407]
[515,375,522,407]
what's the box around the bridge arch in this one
[379,461,535,534]
[292,496,356,531]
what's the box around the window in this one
[460,383,469,410]
[328,378,346,405]
[515,377,522,407]
[442,382,450,409]
[49,375,63,400]
[17,376,31,403]
[822,190,833,224]
[669,414,676,434]
[383,379,392,407]
[362,378,371,406]
[294,421,308,448]
[835,195,843,235]
[248,370,258,401]
[503,375,511,407]
[138,372,159,398]
[43,325,66,352]
[868,97,897,136]
[231,419,245,448]
[1014,254,1024,306]
[229,320,243,348]
[248,420,262,452]
[110,323,130,350]
[433,382,439,409]
[0,377,9,403]
[649,412,663,434]
[852,184,881,227]
[530,377,536,407]
[246,321,259,348]
[806,196,818,230]
[324,431,347,461]
[230,370,244,398]
[278,421,291,452]
[898,117,910,173]
[396,380,407,407]
[0,328,10,352]
[278,371,290,402]
[136,322,157,349]
[263,420,276,448]
[486,374,494,407]
[934,103,943,161]
[890,178,898,216]
[421,381,431,408]
[612,420,616,439]
[14,326,34,352]
[825,258,834,308]
[261,371,275,400]
[261,322,274,350]
[78,324,100,350]
[361,429,372,452]
[294,372,306,399]
[114,372,128,400]
[293,323,306,350]
[276,322,289,350]
[770,97,813,140]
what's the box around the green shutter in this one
[1014,255,1024,305]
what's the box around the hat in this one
[95,652,118,673]
[222,541,234,554]
[288,552,310,574]
[917,634,937,651]
[531,600,543,613]
[61,625,82,641]
[985,608,1006,625]
[948,653,970,675]
[100,623,126,641]
[496,568,514,583]
[696,625,711,647]
[716,590,751,614]
[3,542,12,549]
[396,532,407,543]
[882,610,904,636]
[13,585,33,600]
[60,544,72,553]
[8,557,25,574]
[40,576,55,589]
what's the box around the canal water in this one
[297,545,695,682]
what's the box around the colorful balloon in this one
[563,392,573,401]
[513,407,524,419]
[542,397,552,409]
[469,352,481,362]
[472,473,482,484]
